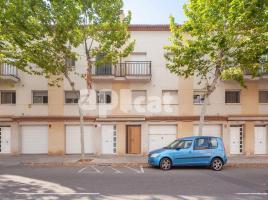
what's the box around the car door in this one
[172,140,194,166]
[192,138,212,165]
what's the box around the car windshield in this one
[165,140,193,149]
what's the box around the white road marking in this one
[91,165,102,173]
[125,166,142,174]
[15,192,100,195]
[109,166,122,174]
[236,193,268,195]
[78,166,88,173]
[140,166,144,173]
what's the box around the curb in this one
[225,163,268,168]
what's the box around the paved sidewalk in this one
[1,154,268,167]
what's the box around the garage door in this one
[194,125,222,137]
[66,125,94,154]
[149,125,177,151]
[21,126,48,154]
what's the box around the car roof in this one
[177,136,220,140]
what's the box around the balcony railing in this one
[90,61,152,81]
[244,68,268,79]
[0,63,20,81]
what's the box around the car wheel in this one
[211,158,223,171]
[160,158,172,170]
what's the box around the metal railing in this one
[0,63,18,77]
[244,68,268,76]
[91,61,152,77]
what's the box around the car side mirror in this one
[175,147,181,151]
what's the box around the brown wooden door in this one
[127,125,141,154]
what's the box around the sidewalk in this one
[1,154,268,168]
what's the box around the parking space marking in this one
[109,166,122,174]
[78,165,146,174]
[236,193,268,195]
[78,166,89,173]
[91,165,102,173]
[140,166,144,173]
[125,166,142,174]
[15,192,100,195]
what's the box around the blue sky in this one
[123,0,188,24]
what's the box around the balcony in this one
[90,61,152,82]
[0,63,20,82]
[244,68,268,80]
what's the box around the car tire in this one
[160,158,172,170]
[211,158,223,171]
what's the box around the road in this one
[0,165,267,200]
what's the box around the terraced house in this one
[0,24,268,156]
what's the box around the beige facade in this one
[0,25,268,156]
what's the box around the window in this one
[177,140,193,149]
[162,90,178,105]
[95,53,112,75]
[132,90,147,104]
[193,91,205,104]
[65,91,80,104]
[209,138,218,149]
[97,91,111,104]
[165,140,193,149]
[194,138,210,150]
[65,57,75,67]
[33,91,48,104]
[225,91,240,103]
[259,91,268,103]
[0,91,16,104]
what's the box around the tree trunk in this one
[64,73,86,161]
[198,94,209,136]
[78,105,85,160]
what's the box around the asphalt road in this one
[0,165,268,200]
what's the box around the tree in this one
[0,0,134,159]
[165,0,268,135]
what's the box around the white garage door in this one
[149,125,177,151]
[66,125,94,154]
[21,126,48,154]
[194,125,222,137]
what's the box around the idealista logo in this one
[79,89,177,118]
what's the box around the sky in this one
[123,0,188,24]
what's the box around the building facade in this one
[0,25,268,156]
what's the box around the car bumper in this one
[148,156,161,166]
[223,157,228,165]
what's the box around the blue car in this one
[148,136,227,171]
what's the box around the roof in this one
[178,136,220,140]
[128,24,170,31]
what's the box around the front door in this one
[127,125,141,154]
[230,126,241,154]
[254,126,267,154]
[102,125,116,154]
[0,127,11,153]
[173,140,194,165]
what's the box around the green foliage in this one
[0,0,134,77]
[165,0,268,88]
